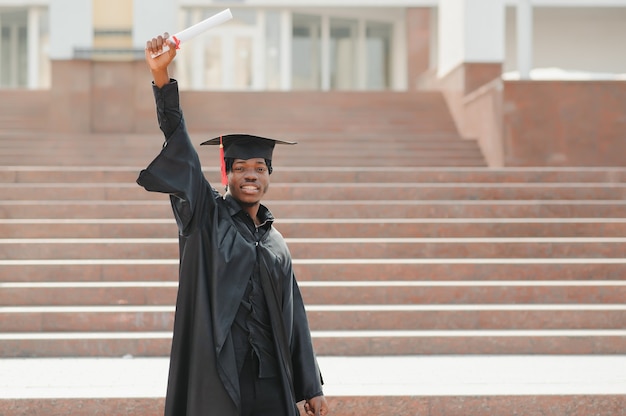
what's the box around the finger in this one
[146,39,156,53]
[156,35,165,50]
[146,37,162,53]
[160,33,175,49]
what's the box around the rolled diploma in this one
[151,8,233,57]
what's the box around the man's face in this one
[227,158,270,206]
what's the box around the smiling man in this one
[137,33,328,416]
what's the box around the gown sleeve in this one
[290,275,324,402]
[136,80,218,233]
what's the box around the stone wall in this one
[502,81,626,166]
[430,60,626,167]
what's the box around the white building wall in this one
[438,0,505,77]
[437,0,465,76]
[505,7,626,74]
[464,0,505,63]
[179,0,437,6]
[133,0,177,49]
[48,0,91,59]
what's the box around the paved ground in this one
[1,355,625,399]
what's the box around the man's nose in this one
[243,169,258,180]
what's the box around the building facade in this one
[1,0,625,91]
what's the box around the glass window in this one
[38,8,51,89]
[366,22,392,90]
[17,26,27,87]
[329,18,358,90]
[179,8,257,90]
[1,26,11,87]
[206,8,255,90]
[1,9,28,88]
[232,35,252,89]
[265,11,281,90]
[204,35,222,89]
[292,14,321,90]
[175,9,397,92]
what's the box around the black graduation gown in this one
[136,80,323,416]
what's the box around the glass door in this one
[291,13,394,91]
[204,29,255,90]
[0,9,28,88]
[329,18,358,90]
[365,22,392,90]
[292,14,322,90]
[177,8,399,91]
[178,8,259,90]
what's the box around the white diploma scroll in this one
[151,8,233,58]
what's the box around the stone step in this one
[0,139,481,152]
[0,140,473,157]
[0,398,166,416]
[3,200,626,218]
[0,147,485,162]
[2,259,625,282]
[0,92,49,133]
[0,130,471,140]
[0,132,481,150]
[2,166,626,184]
[2,305,625,332]
[0,330,624,356]
[2,281,624,306]
[1,395,623,416]
[0,119,48,131]
[4,182,626,201]
[0,155,487,167]
[2,237,624,259]
[307,306,626,330]
[312,330,626,355]
[3,218,626,238]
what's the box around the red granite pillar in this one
[406,8,431,91]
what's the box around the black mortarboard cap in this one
[200,134,296,160]
[200,134,296,186]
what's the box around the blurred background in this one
[1,0,625,91]
[1,0,625,167]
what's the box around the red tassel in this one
[219,135,228,187]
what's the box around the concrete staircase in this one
[1,90,625,415]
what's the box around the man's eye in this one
[233,167,244,172]
[257,167,266,173]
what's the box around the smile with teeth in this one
[241,185,259,192]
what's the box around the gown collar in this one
[223,193,275,227]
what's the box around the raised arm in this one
[138,33,215,233]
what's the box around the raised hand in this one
[145,33,177,87]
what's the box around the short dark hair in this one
[224,158,273,175]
